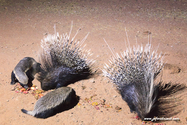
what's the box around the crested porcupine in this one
[11,57,41,89]
[37,25,95,91]
[21,87,78,118]
[103,43,186,121]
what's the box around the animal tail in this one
[21,109,35,116]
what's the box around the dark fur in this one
[11,57,41,89]
[120,82,186,120]
[21,87,79,118]
[37,60,93,91]
[37,32,94,91]
[103,43,186,121]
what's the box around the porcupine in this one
[11,57,41,89]
[21,87,78,118]
[37,25,95,91]
[103,43,186,121]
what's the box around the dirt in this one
[0,0,187,125]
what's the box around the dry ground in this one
[0,0,187,125]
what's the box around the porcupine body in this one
[21,87,78,118]
[11,57,41,89]
[37,27,94,91]
[103,43,186,121]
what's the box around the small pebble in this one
[115,106,122,111]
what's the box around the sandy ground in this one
[0,0,187,125]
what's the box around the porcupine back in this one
[37,26,94,91]
[103,43,186,120]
